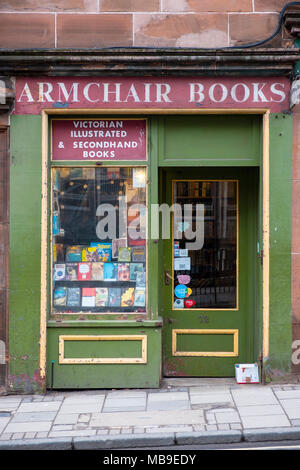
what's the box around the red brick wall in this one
[0,0,293,49]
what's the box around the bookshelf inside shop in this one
[51,166,147,314]
[173,181,237,309]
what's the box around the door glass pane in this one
[51,166,147,314]
[173,180,237,309]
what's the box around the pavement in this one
[1,377,300,449]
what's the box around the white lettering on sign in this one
[52,118,147,161]
[15,78,289,112]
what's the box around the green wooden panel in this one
[64,339,142,358]
[176,333,234,353]
[46,327,161,389]
[266,113,292,379]
[9,115,43,393]
[158,115,261,166]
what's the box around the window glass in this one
[173,181,237,310]
[52,167,147,314]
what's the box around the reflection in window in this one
[52,167,147,314]
[173,181,237,309]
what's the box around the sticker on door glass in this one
[174,257,191,271]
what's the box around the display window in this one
[51,166,147,314]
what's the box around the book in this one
[121,287,135,307]
[108,288,121,307]
[117,263,130,282]
[53,287,67,306]
[112,238,127,259]
[130,263,144,281]
[82,287,96,307]
[91,262,104,281]
[95,287,108,307]
[136,271,146,287]
[104,262,118,281]
[66,245,82,262]
[134,287,146,307]
[53,244,64,263]
[65,263,78,281]
[91,242,112,262]
[54,264,66,281]
[118,247,131,262]
[82,247,98,262]
[78,262,91,281]
[131,246,146,262]
[67,287,80,307]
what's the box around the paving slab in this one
[103,397,146,413]
[63,394,105,404]
[59,402,103,414]
[4,421,52,433]
[90,409,205,428]
[17,402,62,413]
[54,413,79,425]
[274,390,300,399]
[106,391,147,399]
[231,389,278,406]
[214,411,240,424]
[11,411,57,423]
[0,417,10,433]
[148,392,189,401]
[190,393,233,405]
[237,404,285,417]
[241,414,291,429]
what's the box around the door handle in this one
[164,270,171,286]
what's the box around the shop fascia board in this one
[0,48,298,77]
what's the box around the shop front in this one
[7,75,293,392]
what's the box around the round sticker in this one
[184,299,196,308]
[187,287,192,297]
[177,274,191,285]
[174,285,188,299]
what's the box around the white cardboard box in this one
[235,363,260,384]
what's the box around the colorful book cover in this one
[117,263,130,282]
[67,287,80,307]
[66,245,82,262]
[53,244,64,263]
[78,262,91,281]
[82,287,96,307]
[95,287,109,307]
[53,287,67,306]
[112,238,127,259]
[104,262,118,281]
[108,288,121,307]
[54,264,66,281]
[131,246,146,262]
[121,287,135,307]
[82,246,99,262]
[129,263,144,281]
[136,271,146,287]
[65,263,78,281]
[134,288,146,307]
[91,262,104,281]
[91,242,112,262]
[118,247,131,262]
